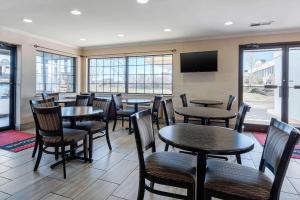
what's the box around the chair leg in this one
[164,144,169,151]
[34,141,43,171]
[150,182,154,189]
[137,177,145,200]
[32,133,39,158]
[83,136,88,162]
[236,154,242,164]
[225,119,229,128]
[156,117,160,130]
[128,117,132,135]
[55,147,59,160]
[122,117,124,127]
[88,132,93,163]
[61,145,66,179]
[187,185,194,200]
[105,127,112,150]
[113,118,117,131]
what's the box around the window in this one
[88,54,173,94]
[89,57,126,93]
[36,51,76,93]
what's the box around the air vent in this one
[250,20,274,27]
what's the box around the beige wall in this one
[0,27,81,129]
[2,27,300,128]
[81,32,300,112]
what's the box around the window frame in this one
[87,54,173,95]
[36,50,77,93]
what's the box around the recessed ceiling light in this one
[117,34,125,38]
[23,18,33,23]
[164,28,172,32]
[70,10,81,15]
[137,0,149,4]
[224,21,233,26]
[79,38,86,41]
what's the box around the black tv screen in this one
[180,51,218,72]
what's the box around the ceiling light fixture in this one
[164,28,172,32]
[117,34,125,38]
[137,0,149,4]
[23,18,33,23]
[224,21,233,26]
[79,38,86,41]
[70,10,82,15]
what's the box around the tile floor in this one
[0,122,299,200]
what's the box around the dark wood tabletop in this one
[159,123,254,155]
[61,106,103,118]
[190,100,223,107]
[122,99,152,104]
[175,106,236,120]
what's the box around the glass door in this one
[241,48,283,129]
[288,47,300,128]
[0,43,16,130]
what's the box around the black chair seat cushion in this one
[117,109,135,116]
[145,152,195,184]
[75,121,106,133]
[42,128,87,144]
[205,160,272,200]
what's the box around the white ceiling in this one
[1,0,300,48]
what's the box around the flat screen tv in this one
[180,51,218,72]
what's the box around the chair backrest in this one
[112,93,123,110]
[259,118,300,199]
[76,95,90,106]
[152,96,162,113]
[80,92,95,106]
[226,95,236,111]
[92,98,111,122]
[32,106,63,138]
[42,92,59,101]
[29,98,55,134]
[30,98,55,110]
[180,94,188,107]
[234,102,251,132]
[162,99,176,126]
[131,109,155,171]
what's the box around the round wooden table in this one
[122,99,152,112]
[190,100,223,107]
[159,123,254,200]
[175,106,236,126]
[61,106,103,126]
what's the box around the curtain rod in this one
[84,49,177,58]
[34,44,79,56]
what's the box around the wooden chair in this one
[74,98,112,162]
[131,109,195,200]
[42,92,59,101]
[29,98,55,158]
[180,93,188,107]
[234,102,251,164]
[80,92,95,106]
[209,95,236,127]
[151,96,162,130]
[208,102,251,164]
[112,93,135,134]
[32,106,88,179]
[75,95,90,106]
[161,99,176,151]
[204,118,300,200]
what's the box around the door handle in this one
[264,85,278,89]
